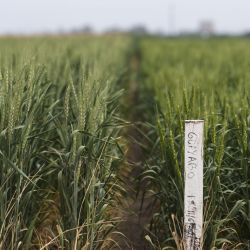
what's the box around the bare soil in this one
[103,49,157,250]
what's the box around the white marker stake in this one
[184,120,204,250]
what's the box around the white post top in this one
[185,120,204,123]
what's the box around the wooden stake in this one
[184,120,204,250]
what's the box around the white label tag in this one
[184,120,204,250]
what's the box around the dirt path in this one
[103,43,157,249]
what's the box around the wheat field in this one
[0,35,249,249]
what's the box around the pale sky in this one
[0,0,250,34]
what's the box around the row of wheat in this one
[140,38,250,249]
[0,35,130,249]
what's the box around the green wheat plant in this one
[0,35,130,249]
[140,38,250,249]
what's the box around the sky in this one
[0,0,250,35]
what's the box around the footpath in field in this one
[104,42,157,249]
